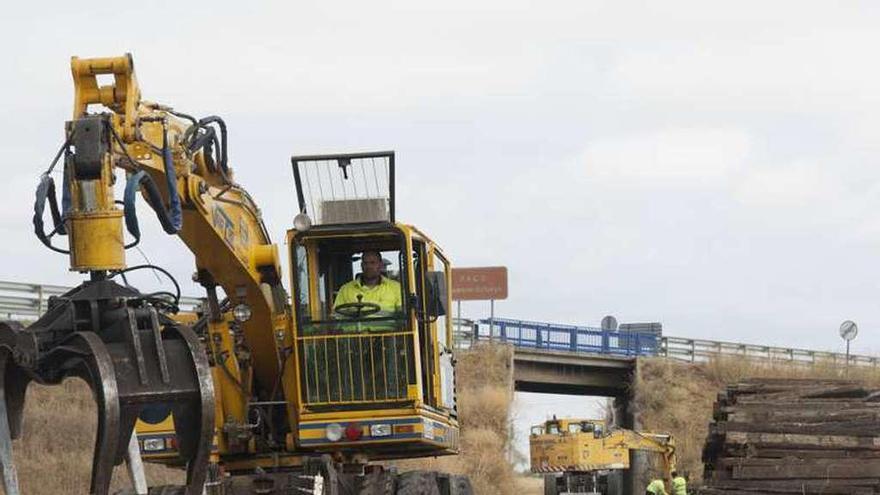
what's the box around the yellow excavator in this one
[530,418,675,495]
[0,54,471,495]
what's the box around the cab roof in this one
[291,151,395,226]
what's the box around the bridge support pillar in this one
[609,375,650,495]
[622,363,651,495]
[605,394,635,495]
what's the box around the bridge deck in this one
[513,347,635,397]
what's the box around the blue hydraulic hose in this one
[162,125,182,233]
[123,170,146,241]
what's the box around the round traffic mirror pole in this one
[839,320,858,377]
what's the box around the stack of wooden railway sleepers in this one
[701,378,880,494]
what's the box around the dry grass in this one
[3,378,182,495]
[632,357,880,487]
[398,343,517,495]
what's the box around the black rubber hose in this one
[33,174,69,254]
[168,109,198,127]
[186,127,220,173]
[187,126,216,154]
[109,264,181,306]
[124,170,180,236]
[198,116,228,173]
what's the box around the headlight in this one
[142,438,165,452]
[422,420,435,440]
[233,303,252,322]
[326,423,343,442]
[293,213,312,231]
[370,424,392,437]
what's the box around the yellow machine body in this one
[61,54,462,476]
[136,223,461,465]
[529,418,676,474]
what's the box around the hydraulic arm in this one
[0,54,288,495]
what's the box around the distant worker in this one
[334,250,402,317]
[671,471,687,495]
[646,478,668,495]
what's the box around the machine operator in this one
[331,250,405,400]
[333,250,402,316]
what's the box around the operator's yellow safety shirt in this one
[672,476,686,495]
[646,479,668,495]
[333,275,402,315]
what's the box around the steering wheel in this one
[334,301,382,319]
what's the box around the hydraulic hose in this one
[161,124,183,233]
[33,138,72,253]
[124,170,180,237]
[33,174,68,253]
[198,116,228,174]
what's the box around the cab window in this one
[530,426,545,436]
[293,235,406,335]
[431,252,451,349]
[568,423,582,434]
[292,233,417,408]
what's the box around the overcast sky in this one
[4,0,880,460]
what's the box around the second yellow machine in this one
[0,54,471,495]
[530,418,676,495]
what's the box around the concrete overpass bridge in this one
[513,347,634,397]
[457,316,880,383]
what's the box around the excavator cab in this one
[288,152,460,459]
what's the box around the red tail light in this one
[345,423,362,441]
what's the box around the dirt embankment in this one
[632,357,880,486]
[399,343,518,495]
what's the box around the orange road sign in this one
[452,266,508,301]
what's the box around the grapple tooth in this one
[60,332,122,495]
[166,324,215,495]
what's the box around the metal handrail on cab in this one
[297,331,416,407]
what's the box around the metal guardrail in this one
[457,317,659,357]
[455,316,879,367]
[0,280,203,319]
[659,335,879,366]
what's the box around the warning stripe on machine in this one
[531,463,626,473]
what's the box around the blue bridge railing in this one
[471,317,659,357]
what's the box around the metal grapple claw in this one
[0,280,214,495]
